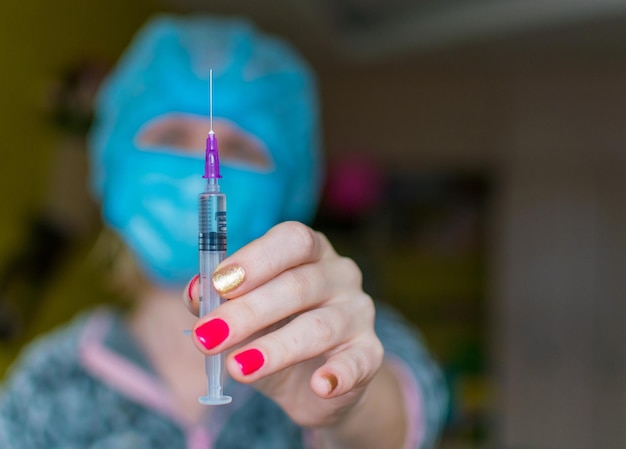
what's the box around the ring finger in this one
[225,304,354,382]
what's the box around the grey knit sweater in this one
[0,303,447,448]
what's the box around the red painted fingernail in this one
[188,274,200,302]
[195,318,229,350]
[234,349,264,375]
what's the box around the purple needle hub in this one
[203,131,222,179]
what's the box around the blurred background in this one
[1,1,626,448]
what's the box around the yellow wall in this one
[0,0,162,245]
[0,0,165,374]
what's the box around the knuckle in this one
[352,339,383,385]
[341,291,375,329]
[314,230,332,251]
[311,314,334,344]
[235,297,261,325]
[283,269,312,306]
[337,256,363,287]
[282,221,318,257]
[359,293,376,324]
[345,350,366,385]
[264,331,291,361]
[370,337,384,364]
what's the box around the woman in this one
[0,14,447,449]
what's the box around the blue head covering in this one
[88,14,323,286]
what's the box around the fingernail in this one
[212,264,246,294]
[195,318,229,350]
[188,274,200,301]
[234,348,264,375]
[323,374,338,394]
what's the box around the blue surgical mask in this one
[88,15,323,287]
[101,143,288,287]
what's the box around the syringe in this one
[198,70,232,405]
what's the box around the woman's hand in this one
[183,221,384,428]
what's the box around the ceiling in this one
[164,0,626,61]
[321,0,626,59]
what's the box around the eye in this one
[219,134,272,171]
[153,126,188,147]
[136,116,205,153]
[135,114,274,171]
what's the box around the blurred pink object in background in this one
[322,151,386,220]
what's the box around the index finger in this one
[183,274,201,316]
[212,221,332,299]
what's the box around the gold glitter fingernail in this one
[212,264,246,294]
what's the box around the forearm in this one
[314,361,409,449]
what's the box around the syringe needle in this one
[209,69,213,133]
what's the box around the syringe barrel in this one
[198,191,227,317]
[197,189,232,405]
[198,191,226,252]
[205,351,227,398]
